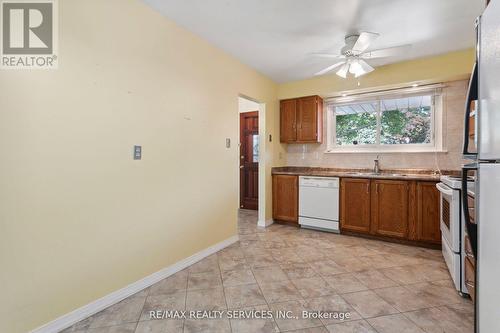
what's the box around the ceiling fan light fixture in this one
[349,60,363,75]
[336,63,349,78]
[354,59,374,77]
[312,31,410,80]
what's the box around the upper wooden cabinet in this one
[280,99,297,143]
[280,95,323,143]
[340,178,371,234]
[371,180,409,239]
[272,175,298,224]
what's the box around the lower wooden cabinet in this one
[465,256,476,302]
[272,174,440,246]
[272,175,298,223]
[464,193,476,301]
[371,180,409,239]
[340,178,371,233]
[340,178,440,246]
[415,182,441,244]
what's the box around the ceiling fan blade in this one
[310,53,346,59]
[354,60,374,77]
[336,63,350,78]
[352,32,380,54]
[314,61,346,76]
[361,45,411,59]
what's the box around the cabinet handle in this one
[366,183,370,194]
[376,184,379,194]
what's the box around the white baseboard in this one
[31,235,239,333]
[258,219,274,228]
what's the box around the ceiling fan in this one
[312,32,410,78]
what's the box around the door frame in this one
[238,94,269,228]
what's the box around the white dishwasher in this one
[299,176,340,233]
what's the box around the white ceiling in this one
[143,0,484,83]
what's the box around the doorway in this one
[239,111,259,210]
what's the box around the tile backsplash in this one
[286,80,467,171]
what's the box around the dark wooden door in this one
[280,99,297,143]
[297,96,320,142]
[240,111,259,210]
[371,180,409,239]
[416,182,441,244]
[340,178,371,233]
[272,175,298,223]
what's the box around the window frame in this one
[326,85,445,153]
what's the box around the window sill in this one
[325,148,448,154]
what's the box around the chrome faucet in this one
[374,155,380,174]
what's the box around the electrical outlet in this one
[226,138,231,148]
[134,145,142,160]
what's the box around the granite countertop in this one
[271,166,459,181]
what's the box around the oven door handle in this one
[462,164,478,258]
[436,183,454,196]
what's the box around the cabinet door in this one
[297,96,322,143]
[416,182,441,244]
[340,178,371,233]
[371,180,409,239]
[465,256,476,302]
[280,99,297,143]
[272,175,298,223]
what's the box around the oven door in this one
[436,182,460,253]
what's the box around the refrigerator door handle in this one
[463,62,478,157]
[462,164,478,258]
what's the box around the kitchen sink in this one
[344,172,378,176]
[344,172,408,177]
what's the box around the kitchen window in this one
[326,85,444,153]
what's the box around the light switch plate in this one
[226,138,231,148]
[134,145,142,160]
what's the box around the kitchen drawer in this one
[468,195,475,209]
[468,207,476,223]
[465,256,476,302]
[467,195,476,224]
[464,234,475,264]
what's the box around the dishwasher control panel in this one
[299,176,339,188]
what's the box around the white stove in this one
[440,175,474,189]
[436,174,474,296]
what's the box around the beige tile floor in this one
[62,210,474,333]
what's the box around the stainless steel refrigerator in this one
[463,1,500,332]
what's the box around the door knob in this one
[240,166,244,169]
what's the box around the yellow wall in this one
[0,1,284,332]
[278,49,475,99]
